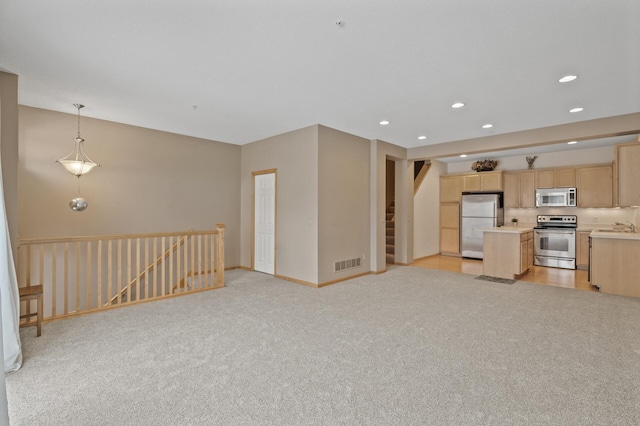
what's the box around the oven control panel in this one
[537,215,577,225]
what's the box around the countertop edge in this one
[481,227,534,234]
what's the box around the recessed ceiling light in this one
[451,102,465,109]
[482,124,493,129]
[418,136,427,140]
[379,120,390,125]
[460,154,467,158]
[569,107,584,113]
[559,75,578,83]
[567,141,578,145]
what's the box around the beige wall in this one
[240,125,319,284]
[414,160,446,259]
[0,71,19,261]
[317,125,370,284]
[18,106,241,266]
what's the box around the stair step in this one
[386,229,394,236]
[386,244,394,254]
[386,236,394,244]
[386,213,394,220]
[386,253,394,264]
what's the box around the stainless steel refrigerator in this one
[461,193,504,259]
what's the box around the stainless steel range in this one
[534,215,577,270]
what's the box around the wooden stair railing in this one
[17,224,226,324]
[107,236,187,306]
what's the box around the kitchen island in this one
[482,227,534,280]
[590,230,640,298]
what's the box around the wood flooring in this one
[411,254,596,292]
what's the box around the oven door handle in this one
[535,230,575,235]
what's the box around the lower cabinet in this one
[591,237,640,298]
[519,231,534,274]
[439,202,460,255]
[483,230,534,279]
[576,231,590,270]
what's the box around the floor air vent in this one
[334,257,361,272]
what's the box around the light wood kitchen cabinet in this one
[462,174,480,191]
[439,202,460,255]
[577,165,613,207]
[556,168,577,187]
[615,142,640,207]
[503,171,535,208]
[462,171,503,192]
[536,168,576,188]
[591,235,640,298]
[483,229,534,279]
[519,231,534,274]
[503,172,520,208]
[479,171,503,191]
[576,231,590,270]
[520,171,536,208]
[440,176,463,203]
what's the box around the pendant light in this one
[56,104,99,177]
[56,103,99,211]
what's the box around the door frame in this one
[251,169,277,273]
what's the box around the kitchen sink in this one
[593,229,637,233]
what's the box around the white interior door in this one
[254,173,275,274]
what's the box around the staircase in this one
[386,201,395,264]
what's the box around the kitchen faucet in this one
[615,221,636,232]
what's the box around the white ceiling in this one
[1,1,639,151]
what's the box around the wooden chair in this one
[19,285,43,337]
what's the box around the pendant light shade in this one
[56,104,99,177]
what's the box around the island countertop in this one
[481,227,534,234]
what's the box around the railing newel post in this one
[216,223,225,287]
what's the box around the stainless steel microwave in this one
[536,188,577,207]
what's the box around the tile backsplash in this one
[505,206,638,229]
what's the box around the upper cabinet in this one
[462,170,503,192]
[504,171,535,208]
[535,168,576,188]
[616,142,640,207]
[577,165,613,208]
[440,175,463,202]
[441,171,503,202]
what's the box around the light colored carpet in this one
[6,267,640,425]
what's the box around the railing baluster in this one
[64,243,69,315]
[86,241,91,311]
[107,241,113,306]
[144,238,150,299]
[183,236,188,291]
[75,241,81,313]
[117,240,123,305]
[204,235,209,288]
[136,238,141,302]
[169,236,174,295]
[52,244,57,317]
[190,234,195,291]
[210,234,215,287]
[153,237,158,298]
[97,240,103,307]
[126,239,132,304]
[25,245,31,321]
[216,224,225,287]
[197,235,202,290]
[162,237,166,296]
[176,236,181,292]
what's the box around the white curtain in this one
[0,161,21,372]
